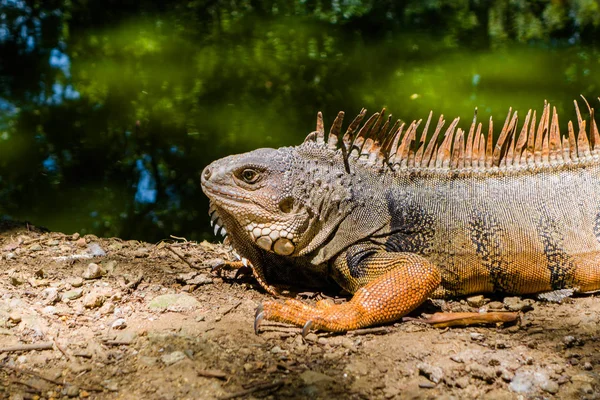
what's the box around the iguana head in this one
[201,142,359,259]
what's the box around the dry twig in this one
[0,343,54,353]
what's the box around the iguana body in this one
[201,100,600,332]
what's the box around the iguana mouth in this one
[202,182,251,203]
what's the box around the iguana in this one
[200,98,600,334]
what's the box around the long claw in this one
[302,320,313,338]
[254,305,264,335]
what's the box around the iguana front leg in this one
[255,247,441,333]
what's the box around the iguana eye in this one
[241,169,260,183]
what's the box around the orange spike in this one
[378,116,395,151]
[472,122,480,166]
[562,137,570,161]
[369,109,387,142]
[423,115,445,168]
[400,121,420,167]
[513,110,531,166]
[534,103,549,163]
[541,127,550,163]
[316,111,325,143]
[526,110,537,164]
[581,96,600,151]
[420,111,433,146]
[378,114,392,141]
[452,128,465,169]
[465,109,477,168]
[327,111,344,149]
[578,119,590,157]
[493,109,517,167]
[415,112,433,167]
[395,121,415,162]
[354,112,380,155]
[485,117,493,168]
[438,118,459,168]
[342,108,367,148]
[473,122,482,168]
[549,107,562,162]
[575,100,591,156]
[504,135,514,167]
[568,120,577,160]
[382,119,401,152]
[428,144,439,168]
[388,123,405,164]
[478,130,486,167]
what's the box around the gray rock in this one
[87,243,106,256]
[304,333,318,343]
[503,297,533,311]
[67,277,84,288]
[487,301,504,310]
[418,363,444,384]
[83,293,105,308]
[509,371,534,393]
[470,332,485,341]
[111,318,127,329]
[62,289,83,301]
[469,364,496,383]
[466,295,487,307]
[82,263,105,279]
[148,294,200,312]
[541,380,559,394]
[509,370,553,394]
[161,351,186,366]
[62,385,79,397]
[270,345,284,354]
[43,288,60,305]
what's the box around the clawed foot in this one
[254,298,363,336]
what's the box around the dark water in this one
[1,1,600,242]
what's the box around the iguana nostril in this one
[203,167,212,181]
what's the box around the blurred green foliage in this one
[1,0,600,241]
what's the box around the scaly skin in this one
[201,102,600,332]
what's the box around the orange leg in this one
[255,252,440,333]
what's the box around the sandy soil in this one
[0,221,599,400]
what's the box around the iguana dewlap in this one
[200,99,600,333]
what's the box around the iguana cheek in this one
[246,224,296,255]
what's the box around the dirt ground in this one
[0,221,599,400]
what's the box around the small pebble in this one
[62,289,83,301]
[62,385,79,397]
[161,351,186,366]
[270,346,284,354]
[466,295,487,307]
[83,293,105,309]
[470,332,485,341]
[82,263,105,279]
[418,363,444,384]
[8,313,21,324]
[67,277,84,288]
[304,333,318,343]
[111,318,127,329]
[541,380,559,394]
